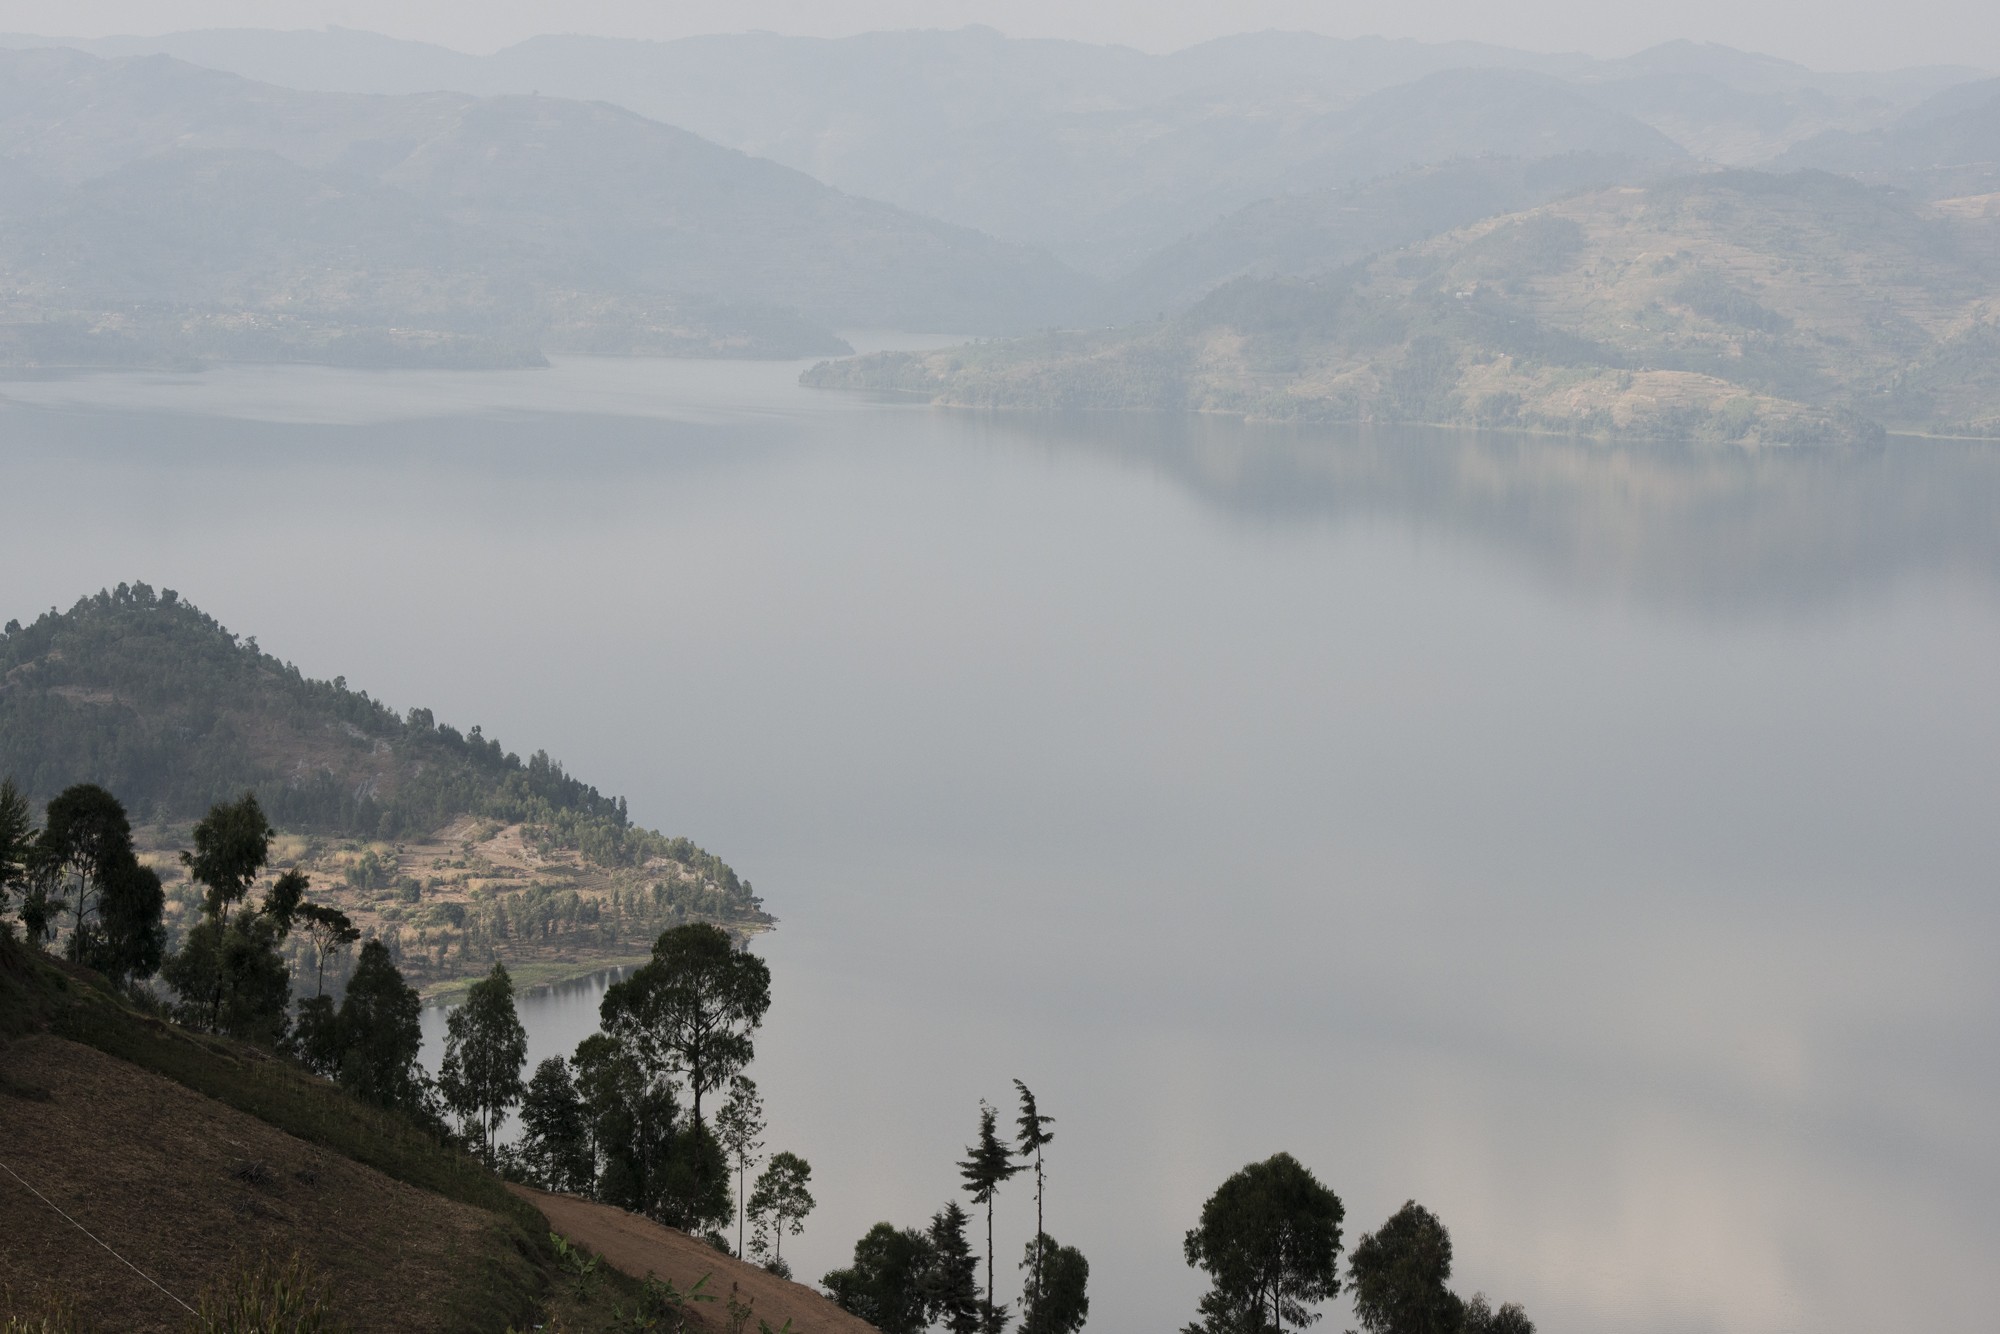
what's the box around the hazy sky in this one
[1,0,1996,72]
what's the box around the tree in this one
[86,858,166,986]
[28,784,163,984]
[601,923,771,1128]
[824,1223,937,1334]
[34,783,136,961]
[715,1074,767,1258]
[1013,1080,1056,1316]
[748,1150,815,1273]
[1460,1295,1534,1334]
[163,903,294,1041]
[924,1202,983,1334]
[1017,1234,1088,1334]
[181,793,274,918]
[658,1118,732,1237]
[334,938,430,1116]
[519,1056,596,1195]
[163,794,294,1040]
[573,1030,679,1216]
[1346,1202,1461,1334]
[1183,1153,1344,1334]
[960,1100,1023,1334]
[439,962,529,1167]
[295,901,360,998]
[0,777,32,923]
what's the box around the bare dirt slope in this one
[0,1034,514,1333]
[513,1185,879,1334]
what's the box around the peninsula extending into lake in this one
[0,584,766,998]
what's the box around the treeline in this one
[3,775,1533,1334]
[0,585,757,909]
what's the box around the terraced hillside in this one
[807,171,2000,442]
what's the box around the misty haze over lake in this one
[4,356,1995,1333]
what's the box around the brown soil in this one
[513,1184,879,1334]
[0,1035,513,1333]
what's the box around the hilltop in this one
[0,584,764,994]
[805,170,2000,443]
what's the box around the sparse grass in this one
[185,1253,344,1334]
[0,935,553,1333]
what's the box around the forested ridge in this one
[0,583,751,905]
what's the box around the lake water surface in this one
[5,357,1996,1334]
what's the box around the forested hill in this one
[0,583,753,911]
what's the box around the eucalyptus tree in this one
[715,1074,767,1257]
[163,799,309,1042]
[519,1056,596,1194]
[1013,1080,1056,1314]
[295,901,360,998]
[602,922,771,1127]
[30,783,163,984]
[960,1100,1023,1334]
[1018,1234,1089,1334]
[332,937,430,1118]
[747,1150,815,1275]
[824,1222,937,1334]
[440,962,530,1167]
[1347,1202,1462,1334]
[1184,1153,1344,1334]
[180,792,273,917]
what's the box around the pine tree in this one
[925,1202,983,1334]
[1013,1080,1056,1317]
[960,1100,1024,1334]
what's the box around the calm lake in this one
[5,355,1996,1334]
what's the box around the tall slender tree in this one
[295,901,360,998]
[440,962,530,1166]
[715,1074,767,1258]
[747,1150,816,1274]
[960,1100,1024,1334]
[1013,1080,1056,1317]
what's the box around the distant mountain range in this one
[0,46,1082,369]
[0,26,1993,393]
[2,27,1982,271]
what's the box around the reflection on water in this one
[4,360,1996,1334]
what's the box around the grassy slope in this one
[0,937,806,1334]
[805,171,2000,442]
[0,937,547,1331]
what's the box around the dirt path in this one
[509,1184,878,1334]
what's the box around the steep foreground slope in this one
[0,942,542,1331]
[808,171,2000,441]
[0,942,860,1332]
